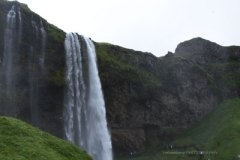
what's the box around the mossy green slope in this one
[0,116,91,160]
[117,98,240,160]
[171,98,240,160]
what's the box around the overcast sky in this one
[14,0,240,56]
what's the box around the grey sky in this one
[16,0,240,56]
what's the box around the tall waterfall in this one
[64,33,112,160]
[3,5,17,94]
[2,5,22,115]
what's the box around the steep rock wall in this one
[0,0,66,138]
[96,43,220,152]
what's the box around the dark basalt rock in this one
[175,37,240,64]
[96,43,220,152]
[0,0,65,138]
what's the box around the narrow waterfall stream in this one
[2,5,22,115]
[3,5,18,95]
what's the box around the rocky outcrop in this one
[96,43,221,152]
[175,37,240,98]
[175,37,240,65]
[101,39,240,152]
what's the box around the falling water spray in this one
[64,33,112,160]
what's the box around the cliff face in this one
[175,37,240,98]
[97,38,240,152]
[0,0,240,155]
[0,0,66,137]
[96,43,220,152]
[175,37,240,65]
[100,38,240,152]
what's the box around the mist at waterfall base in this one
[64,33,113,160]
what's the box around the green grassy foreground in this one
[0,116,91,160]
[117,98,240,160]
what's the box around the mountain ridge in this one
[175,37,240,65]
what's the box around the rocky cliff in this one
[0,0,66,138]
[0,0,240,155]
[101,38,240,152]
[96,43,220,152]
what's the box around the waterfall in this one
[17,7,22,46]
[64,32,84,144]
[31,18,47,70]
[64,33,113,160]
[2,5,22,115]
[39,20,47,70]
[3,5,17,94]
[28,18,47,126]
[3,5,22,92]
[31,18,39,38]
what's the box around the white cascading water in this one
[39,20,47,70]
[31,18,39,37]
[64,33,112,160]
[17,7,22,46]
[31,18,47,70]
[2,5,22,115]
[3,5,17,94]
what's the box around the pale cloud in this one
[15,0,240,56]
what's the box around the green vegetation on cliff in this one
[206,61,240,95]
[96,42,161,88]
[0,116,91,160]
[45,23,66,87]
[117,98,240,160]
[171,98,240,160]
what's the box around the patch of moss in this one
[96,42,161,88]
[47,24,65,44]
[50,70,65,87]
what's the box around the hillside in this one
[0,116,91,160]
[117,98,240,160]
